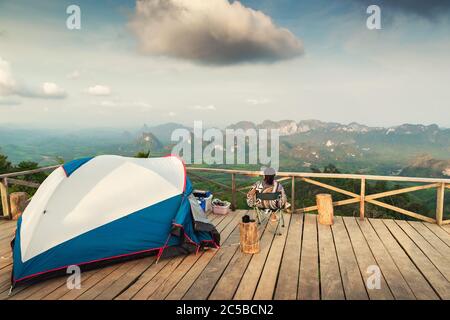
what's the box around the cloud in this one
[1,57,67,99]
[92,99,152,110]
[129,0,303,65]
[351,0,450,20]
[0,98,21,106]
[67,70,81,80]
[246,98,270,105]
[87,85,111,96]
[0,57,16,95]
[192,104,216,110]
[40,82,67,98]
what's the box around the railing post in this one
[360,178,365,220]
[436,182,445,225]
[291,176,295,213]
[0,178,11,219]
[231,173,236,211]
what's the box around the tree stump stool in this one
[316,193,334,225]
[10,192,28,220]
[239,222,260,254]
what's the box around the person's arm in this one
[246,182,258,207]
[277,183,288,208]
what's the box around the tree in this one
[135,150,150,158]
[323,163,340,174]
[9,161,48,196]
[0,151,12,174]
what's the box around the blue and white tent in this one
[11,155,220,285]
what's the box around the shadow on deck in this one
[1,210,450,300]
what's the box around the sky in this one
[0,0,449,129]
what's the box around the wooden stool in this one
[239,222,260,254]
[10,192,28,220]
[316,193,334,225]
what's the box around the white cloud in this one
[87,85,111,96]
[0,97,21,106]
[0,57,67,99]
[0,57,16,95]
[130,0,303,65]
[67,70,81,79]
[41,82,66,98]
[193,104,216,110]
[168,111,176,117]
[92,99,152,110]
[246,98,270,105]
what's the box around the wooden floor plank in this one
[274,213,303,300]
[99,209,229,300]
[94,256,155,300]
[369,218,438,300]
[148,253,202,300]
[0,221,15,233]
[77,260,141,300]
[148,211,238,300]
[233,220,276,300]
[317,219,345,300]
[424,223,450,247]
[182,213,245,300]
[114,258,169,300]
[0,255,12,270]
[2,212,449,301]
[132,256,185,300]
[343,216,393,300]
[408,221,450,257]
[42,269,99,300]
[395,220,450,281]
[114,211,237,300]
[59,263,124,300]
[0,266,12,293]
[165,212,243,300]
[209,218,270,300]
[253,214,291,300]
[25,278,68,300]
[331,216,368,300]
[383,219,450,300]
[298,214,320,300]
[9,275,67,300]
[442,225,450,235]
[357,219,415,300]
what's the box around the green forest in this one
[1,149,448,221]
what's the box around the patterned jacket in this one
[246,180,287,210]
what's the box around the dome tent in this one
[11,155,220,287]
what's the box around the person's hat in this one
[263,167,276,176]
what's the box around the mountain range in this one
[1,120,449,178]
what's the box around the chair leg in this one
[254,208,261,225]
[281,210,285,228]
[274,210,282,235]
[275,220,282,236]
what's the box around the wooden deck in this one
[1,210,450,300]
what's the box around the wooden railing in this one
[0,165,449,225]
[0,165,59,219]
[187,167,450,226]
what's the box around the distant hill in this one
[400,155,450,178]
[138,123,191,144]
[1,119,449,177]
[136,132,163,151]
[225,120,450,175]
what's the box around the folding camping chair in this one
[252,191,285,235]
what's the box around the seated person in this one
[246,167,287,210]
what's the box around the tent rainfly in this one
[11,155,220,288]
